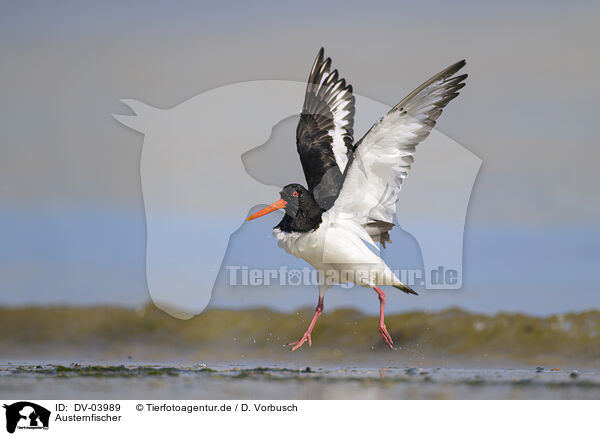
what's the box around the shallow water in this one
[2,362,599,400]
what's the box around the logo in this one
[3,402,50,434]
[114,81,481,319]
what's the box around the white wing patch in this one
[326,85,354,171]
[328,60,468,243]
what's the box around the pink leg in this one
[288,296,324,351]
[373,286,394,349]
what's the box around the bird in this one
[246,48,467,350]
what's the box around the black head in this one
[277,183,310,216]
[246,183,324,233]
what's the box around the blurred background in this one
[1,1,599,364]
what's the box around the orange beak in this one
[246,198,288,221]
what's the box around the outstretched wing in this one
[296,47,355,210]
[328,60,468,247]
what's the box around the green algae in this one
[11,364,180,378]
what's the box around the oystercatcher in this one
[247,48,467,350]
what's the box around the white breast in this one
[273,214,400,290]
[273,227,325,268]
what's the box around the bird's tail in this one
[393,282,418,295]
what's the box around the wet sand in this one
[2,362,599,400]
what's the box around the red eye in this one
[292,191,299,197]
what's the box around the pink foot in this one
[287,333,312,351]
[288,296,323,351]
[378,324,394,349]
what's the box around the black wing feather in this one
[296,48,355,210]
